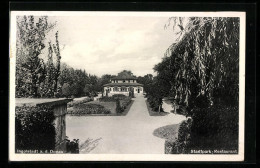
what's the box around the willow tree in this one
[155,17,240,111]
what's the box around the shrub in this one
[190,104,238,150]
[68,103,111,115]
[120,97,132,110]
[116,99,122,113]
[147,95,163,112]
[176,105,188,116]
[170,119,192,154]
[65,137,79,153]
[15,105,56,151]
[169,104,238,154]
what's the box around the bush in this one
[116,99,122,113]
[65,137,79,153]
[68,103,111,115]
[15,105,56,151]
[120,97,132,110]
[67,97,92,108]
[190,104,238,150]
[169,104,238,154]
[170,119,192,154]
[147,95,163,112]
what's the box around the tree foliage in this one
[59,63,100,97]
[16,15,57,98]
[159,17,240,153]
[16,16,55,97]
[155,17,239,110]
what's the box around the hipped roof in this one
[103,83,143,87]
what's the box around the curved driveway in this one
[66,96,186,154]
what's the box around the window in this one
[123,80,125,83]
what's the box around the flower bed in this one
[67,103,111,115]
[99,95,132,114]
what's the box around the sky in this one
[43,15,178,77]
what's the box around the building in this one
[103,73,143,97]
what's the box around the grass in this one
[153,124,180,141]
[145,100,169,116]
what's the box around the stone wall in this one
[53,104,67,150]
[15,98,72,152]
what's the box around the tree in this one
[117,70,135,78]
[137,74,153,93]
[16,16,55,97]
[157,17,240,152]
[158,17,239,110]
[52,31,61,96]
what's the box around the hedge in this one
[15,105,56,151]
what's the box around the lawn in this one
[153,124,180,141]
[145,100,169,116]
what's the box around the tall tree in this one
[16,16,55,97]
[52,31,61,97]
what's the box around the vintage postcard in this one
[9,11,245,161]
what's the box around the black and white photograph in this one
[9,11,245,161]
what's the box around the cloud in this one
[49,16,176,77]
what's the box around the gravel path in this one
[66,95,186,154]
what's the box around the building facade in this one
[103,75,143,97]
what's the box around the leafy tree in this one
[156,17,240,152]
[61,83,71,98]
[16,15,55,97]
[137,74,153,93]
[158,17,239,110]
[52,31,61,96]
[117,70,135,78]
